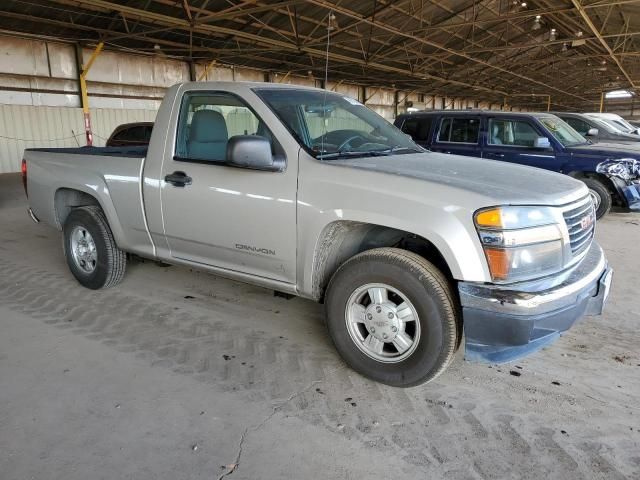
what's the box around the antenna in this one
[320,11,335,156]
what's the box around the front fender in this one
[295,178,491,299]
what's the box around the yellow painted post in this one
[547,95,551,112]
[278,71,292,83]
[79,42,104,146]
[600,91,605,113]
[198,59,217,81]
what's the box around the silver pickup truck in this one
[23,82,612,387]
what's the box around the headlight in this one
[475,206,564,283]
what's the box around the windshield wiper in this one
[317,145,422,160]
[369,145,423,155]
[316,150,377,160]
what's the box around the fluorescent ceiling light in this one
[605,90,634,99]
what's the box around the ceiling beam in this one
[570,0,637,88]
[306,0,591,101]
[46,0,508,95]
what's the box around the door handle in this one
[165,171,192,187]
[489,153,505,158]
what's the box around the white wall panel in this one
[47,42,77,79]
[196,64,235,82]
[84,48,189,87]
[234,68,264,82]
[0,35,50,77]
[0,105,157,173]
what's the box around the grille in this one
[562,196,595,257]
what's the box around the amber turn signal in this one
[483,248,510,281]
[475,208,503,228]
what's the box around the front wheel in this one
[325,248,460,387]
[582,178,612,219]
[63,206,127,289]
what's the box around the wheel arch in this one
[54,187,126,248]
[566,171,620,202]
[54,188,101,228]
[310,220,455,302]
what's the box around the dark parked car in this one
[106,122,154,147]
[552,112,640,145]
[395,110,640,218]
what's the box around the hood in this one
[567,142,640,157]
[609,133,640,142]
[332,151,586,207]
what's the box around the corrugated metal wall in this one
[0,105,156,173]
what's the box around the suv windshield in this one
[255,88,422,159]
[538,116,588,146]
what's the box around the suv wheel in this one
[325,248,460,387]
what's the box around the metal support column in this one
[79,42,104,146]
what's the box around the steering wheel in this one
[337,134,367,152]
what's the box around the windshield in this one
[601,118,631,133]
[538,116,588,146]
[255,88,422,159]
[611,118,636,133]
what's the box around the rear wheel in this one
[582,178,611,219]
[325,248,460,387]
[63,206,127,289]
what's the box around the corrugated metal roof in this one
[0,0,636,109]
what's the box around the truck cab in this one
[395,110,640,218]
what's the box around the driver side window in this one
[175,92,271,163]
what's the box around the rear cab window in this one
[436,117,480,144]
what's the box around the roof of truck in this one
[180,81,324,92]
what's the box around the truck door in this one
[482,116,559,172]
[158,91,297,284]
[429,115,483,158]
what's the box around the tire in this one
[62,206,127,289]
[582,178,611,219]
[325,248,460,387]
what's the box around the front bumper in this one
[459,242,612,363]
[619,182,640,210]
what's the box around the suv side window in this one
[563,117,591,136]
[488,119,539,147]
[437,117,480,143]
[175,92,271,163]
[401,117,432,142]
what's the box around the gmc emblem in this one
[580,214,594,230]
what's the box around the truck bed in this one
[27,145,148,158]
[24,145,153,258]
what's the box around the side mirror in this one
[533,136,551,149]
[226,135,280,171]
[586,128,599,136]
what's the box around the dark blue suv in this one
[395,110,640,218]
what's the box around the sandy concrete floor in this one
[0,172,638,480]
